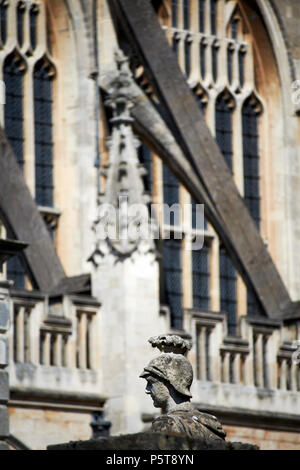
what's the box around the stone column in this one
[0,281,10,450]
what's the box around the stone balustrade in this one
[8,290,103,403]
[184,308,300,415]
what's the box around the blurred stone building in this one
[0,0,300,450]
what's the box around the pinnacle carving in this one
[89,49,155,262]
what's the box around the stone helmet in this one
[140,334,193,398]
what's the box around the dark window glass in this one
[227,47,233,85]
[210,0,218,35]
[183,0,190,30]
[4,54,26,287]
[0,1,7,44]
[199,0,205,33]
[220,245,237,336]
[185,39,191,77]
[138,142,152,194]
[216,94,233,172]
[163,238,182,329]
[17,3,25,47]
[193,244,210,309]
[239,49,245,88]
[4,54,25,170]
[212,45,218,82]
[163,164,179,226]
[34,60,54,207]
[7,255,25,289]
[200,42,206,79]
[171,0,178,27]
[242,99,260,228]
[231,18,238,39]
[30,6,38,51]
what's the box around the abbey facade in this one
[0,0,300,450]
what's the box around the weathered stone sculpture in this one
[140,334,226,441]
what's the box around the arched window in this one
[1,1,56,289]
[242,97,261,229]
[4,53,25,170]
[0,0,8,45]
[4,53,26,288]
[193,243,210,310]
[17,2,26,48]
[163,237,183,329]
[219,245,237,335]
[216,92,234,172]
[34,58,55,207]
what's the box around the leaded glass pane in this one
[0,1,7,44]
[242,99,260,228]
[163,163,179,226]
[30,7,38,51]
[220,245,237,335]
[17,3,25,47]
[192,244,210,309]
[210,0,217,35]
[171,0,178,27]
[183,0,190,30]
[216,94,233,172]
[199,0,205,33]
[4,54,25,170]
[163,238,182,329]
[34,60,54,207]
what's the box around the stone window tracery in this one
[151,0,267,331]
[1,0,57,288]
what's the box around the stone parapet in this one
[47,432,258,451]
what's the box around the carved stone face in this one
[145,375,170,409]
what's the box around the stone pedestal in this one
[91,252,167,435]
[48,432,259,450]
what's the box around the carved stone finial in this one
[89,49,155,262]
[140,334,226,441]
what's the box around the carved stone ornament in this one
[140,334,226,441]
[90,49,156,263]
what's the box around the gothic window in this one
[0,0,7,45]
[34,58,54,207]
[30,4,39,51]
[210,0,218,35]
[163,238,183,329]
[183,0,190,30]
[216,93,234,172]
[192,243,210,310]
[17,2,25,47]
[242,97,261,228]
[1,1,56,289]
[4,53,25,170]
[171,0,178,27]
[199,0,205,33]
[163,163,180,226]
[220,245,237,335]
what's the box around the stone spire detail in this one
[89,49,155,263]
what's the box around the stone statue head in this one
[140,335,193,410]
